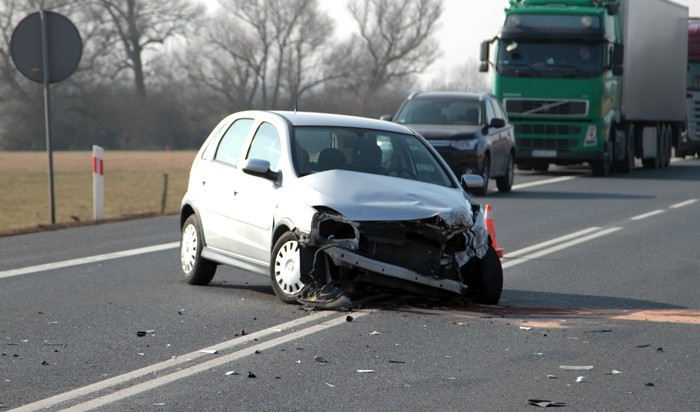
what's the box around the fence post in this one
[92,145,104,221]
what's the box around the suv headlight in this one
[450,139,479,151]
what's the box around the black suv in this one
[383,92,515,195]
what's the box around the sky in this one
[203,0,700,83]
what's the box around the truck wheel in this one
[462,246,503,305]
[618,125,635,174]
[591,142,611,177]
[496,153,514,192]
[642,127,662,169]
[181,214,217,285]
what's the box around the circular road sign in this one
[10,11,82,83]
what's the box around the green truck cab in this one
[480,0,688,176]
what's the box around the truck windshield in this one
[496,41,603,78]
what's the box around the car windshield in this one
[496,40,603,78]
[292,126,455,188]
[394,97,482,126]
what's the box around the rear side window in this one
[214,118,254,166]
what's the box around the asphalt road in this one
[1,159,699,411]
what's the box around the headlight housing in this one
[450,139,479,151]
[583,125,598,147]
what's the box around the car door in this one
[198,117,255,251]
[227,121,284,264]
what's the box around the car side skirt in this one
[201,247,268,276]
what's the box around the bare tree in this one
[337,0,443,112]
[186,0,334,110]
[95,0,204,97]
[424,59,492,93]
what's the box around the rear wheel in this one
[462,246,503,305]
[496,152,514,193]
[181,214,216,285]
[270,232,308,303]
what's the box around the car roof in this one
[407,91,492,101]
[266,110,413,134]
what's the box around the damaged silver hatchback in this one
[179,111,503,305]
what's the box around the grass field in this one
[0,151,197,236]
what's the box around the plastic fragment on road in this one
[325,382,335,387]
[200,349,217,354]
[606,370,622,375]
[520,326,532,330]
[546,375,557,379]
[315,356,329,363]
[645,382,655,387]
[389,360,406,364]
[370,331,381,335]
[357,369,375,373]
[225,371,239,376]
[560,365,593,370]
[636,344,650,348]
[575,376,586,383]
[528,399,567,408]
[153,403,166,406]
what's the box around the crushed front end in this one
[297,205,490,296]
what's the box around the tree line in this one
[0,0,489,151]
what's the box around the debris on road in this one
[325,382,335,387]
[136,330,155,337]
[41,361,49,366]
[575,376,586,383]
[314,356,329,364]
[546,375,557,379]
[357,369,375,373]
[560,365,593,370]
[519,326,532,330]
[370,331,381,335]
[346,316,354,322]
[636,344,650,348]
[645,382,655,387]
[528,399,567,408]
[225,371,239,376]
[606,370,622,375]
[389,360,406,364]
[247,372,256,378]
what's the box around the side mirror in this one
[379,114,393,121]
[611,43,624,75]
[461,174,485,191]
[489,118,506,128]
[242,158,280,181]
[479,40,490,73]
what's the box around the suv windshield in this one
[497,41,603,78]
[292,126,455,188]
[394,97,482,126]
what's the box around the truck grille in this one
[517,137,578,150]
[505,99,588,116]
[515,124,582,136]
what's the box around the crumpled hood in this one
[408,125,481,140]
[292,170,472,223]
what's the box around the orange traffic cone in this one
[484,204,504,258]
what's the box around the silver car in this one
[179,111,503,305]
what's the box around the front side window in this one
[214,118,254,166]
[246,122,282,172]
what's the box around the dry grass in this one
[0,151,196,235]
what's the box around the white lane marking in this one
[0,242,179,280]
[630,210,665,221]
[503,227,601,259]
[57,311,370,412]
[11,310,342,412]
[502,227,623,269]
[511,175,580,191]
[670,199,698,209]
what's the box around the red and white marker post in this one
[92,145,104,220]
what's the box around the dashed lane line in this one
[630,209,665,221]
[511,175,580,191]
[670,199,698,209]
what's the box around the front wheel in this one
[180,214,216,285]
[270,232,308,303]
[496,153,514,193]
[462,246,503,305]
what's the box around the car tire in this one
[270,232,308,303]
[180,214,216,285]
[463,246,503,305]
[496,153,514,192]
[473,155,490,196]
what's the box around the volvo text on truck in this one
[480,0,689,176]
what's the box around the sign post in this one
[92,145,104,220]
[10,10,82,225]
